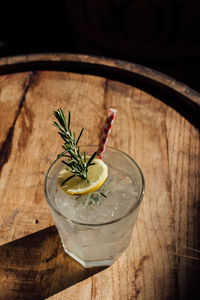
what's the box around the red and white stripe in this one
[97,108,117,159]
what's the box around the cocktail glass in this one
[44,146,145,268]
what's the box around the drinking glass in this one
[44,146,145,268]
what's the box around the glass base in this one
[63,245,114,268]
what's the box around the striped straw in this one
[97,108,117,159]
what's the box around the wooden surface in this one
[0,54,199,300]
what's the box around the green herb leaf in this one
[87,151,97,167]
[76,128,84,146]
[100,192,107,198]
[53,109,97,183]
[61,174,76,185]
[68,111,71,129]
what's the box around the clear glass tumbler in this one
[44,146,145,268]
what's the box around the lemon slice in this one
[57,158,108,195]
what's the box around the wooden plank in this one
[0,71,106,245]
[47,80,200,300]
[166,108,200,300]
[0,71,108,299]
[0,59,199,299]
[0,72,31,171]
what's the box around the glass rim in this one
[44,145,145,227]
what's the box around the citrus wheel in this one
[57,158,108,195]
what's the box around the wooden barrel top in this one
[0,53,199,300]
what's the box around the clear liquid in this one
[51,164,139,224]
[46,148,143,267]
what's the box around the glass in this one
[44,146,145,268]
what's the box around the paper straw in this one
[97,108,117,159]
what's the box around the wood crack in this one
[0,71,36,176]
[43,247,59,263]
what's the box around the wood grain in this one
[0,55,199,300]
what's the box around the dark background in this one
[0,0,200,92]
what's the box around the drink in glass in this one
[44,146,144,268]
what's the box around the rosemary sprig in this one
[100,192,107,198]
[53,108,97,182]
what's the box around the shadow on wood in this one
[0,226,106,299]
